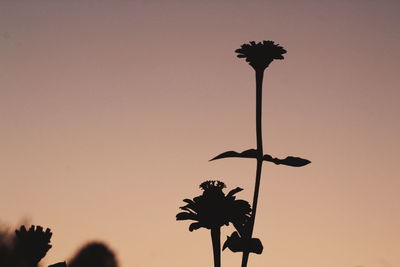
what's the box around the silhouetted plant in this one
[176,180,251,267]
[14,225,53,267]
[210,40,311,267]
[0,224,66,267]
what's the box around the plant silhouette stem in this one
[241,69,265,267]
[211,227,221,267]
[255,70,264,155]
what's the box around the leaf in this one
[222,232,241,252]
[210,151,241,161]
[279,156,311,167]
[222,232,263,254]
[210,150,310,167]
[262,154,273,161]
[210,149,258,161]
[249,238,263,254]
[240,149,258,157]
[263,154,311,167]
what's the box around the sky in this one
[1,1,399,267]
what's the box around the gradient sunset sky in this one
[1,1,399,267]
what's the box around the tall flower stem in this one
[241,69,265,267]
[211,227,221,267]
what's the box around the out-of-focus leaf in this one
[263,154,311,167]
[210,149,258,161]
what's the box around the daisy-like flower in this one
[176,180,251,267]
[176,180,251,231]
[235,40,286,70]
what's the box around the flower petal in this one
[183,199,196,206]
[189,222,203,232]
[179,206,196,214]
[176,212,198,221]
[226,187,243,198]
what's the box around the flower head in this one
[14,225,52,264]
[176,180,251,231]
[235,40,286,70]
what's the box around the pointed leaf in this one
[240,149,258,158]
[210,149,258,161]
[210,151,241,161]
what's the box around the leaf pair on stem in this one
[210,148,310,167]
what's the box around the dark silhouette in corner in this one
[0,224,65,267]
[0,224,117,267]
[14,225,53,267]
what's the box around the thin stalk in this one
[211,227,221,267]
[241,69,265,267]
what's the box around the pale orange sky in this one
[1,1,399,267]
